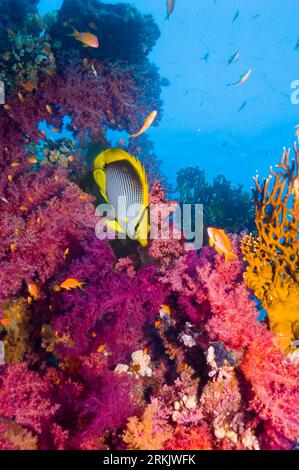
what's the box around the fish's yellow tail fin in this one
[224,251,238,264]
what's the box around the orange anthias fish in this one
[58,278,85,291]
[165,0,176,20]
[28,283,39,301]
[295,125,299,142]
[21,80,38,92]
[1,318,10,327]
[97,343,106,353]
[27,156,38,164]
[68,29,99,48]
[130,110,157,139]
[207,227,237,263]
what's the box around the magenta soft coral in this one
[0,167,96,301]
[45,231,168,366]
[0,363,59,437]
[242,332,299,448]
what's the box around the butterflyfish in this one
[93,148,149,247]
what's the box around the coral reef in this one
[242,147,299,351]
[0,0,298,453]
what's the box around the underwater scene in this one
[0,0,298,452]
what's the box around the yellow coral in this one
[123,404,171,450]
[242,146,299,351]
[2,420,38,450]
[0,298,32,363]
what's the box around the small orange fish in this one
[1,318,10,327]
[46,105,53,114]
[27,156,38,164]
[28,283,39,301]
[10,242,17,252]
[97,343,106,353]
[4,104,11,110]
[18,92,24,102]
[27,296,33,305]
[19,205,28,212]
[207,227,237,263]
[68,154,74,162]
[7,174,13,182]
[130,111,157,139]
[21,80,38,92]
[59,278,85,291]
[64,248,70,258]
[160,304,171,315]
[154,320,162,328]
[68,29,99,48]
[143,348,148,355]
[11,161,20,167]
[91,331,97,338]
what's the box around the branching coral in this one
[0,166,96,301]
[0,0,298,453]
[242,147,299,351]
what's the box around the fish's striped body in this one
[94,148,149,246]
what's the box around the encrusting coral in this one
[242,146,299,351]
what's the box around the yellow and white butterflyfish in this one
[93,148,149,247]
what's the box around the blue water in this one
[39,0,299,189]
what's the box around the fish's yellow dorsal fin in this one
[93,168,109,202]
